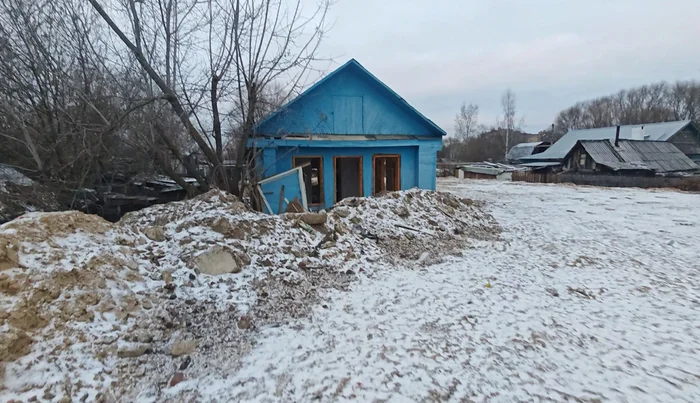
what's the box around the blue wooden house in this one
[249,59,445,213]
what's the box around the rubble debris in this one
[237,316,253,330]
[179,357,192,370]
[291,212,327,226]
[331,188,499,263]
[393,205,410,218]
[118,344,151,358]
[192,246,250,276]
[142,226,166,242]
[0,188,498,402]
[284,198,304,213]
[169,372,185,387]
[209,217,232,234]
[170,339,198,357]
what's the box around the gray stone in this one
[142,226,166,242]
[117,344,150,358]
[393,206,410,218]
[193,246,250,276]
[298,212,327,226]
[170,339,198,357]
[334,208,351,218]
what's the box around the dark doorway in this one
[293,156,323,205]
[334,156,363,202]
[373,155,400,194]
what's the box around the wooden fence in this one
[512,171,700,191]
[511,171,552,183]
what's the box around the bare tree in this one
[86,0,332,196]
[501,89,517,159]
[553,79,700,137]
[0,0,129,187]
[454,103,480,140]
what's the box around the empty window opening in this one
[334,156,363,202]
[373,155,400,194]
[293,156,323,205]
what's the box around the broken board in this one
[257,166,308,214]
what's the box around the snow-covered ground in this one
[192,179,700,402]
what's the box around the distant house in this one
[506,141,550,163]
[522,120,700,164]
[248,59,446,212]
[456,162,520,181]
[563,139,698,175]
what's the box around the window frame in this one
[372,154,401,195]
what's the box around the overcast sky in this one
[310,0,700,135]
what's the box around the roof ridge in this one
[571,119,690,132]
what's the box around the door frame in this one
[292,155,324,206]
[372,154,401,195]
[333,156,364,203]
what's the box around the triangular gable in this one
[256,59,446,137]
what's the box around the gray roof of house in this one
[519,161,561,168]
[579,140,698,173]
[522,120,694,161]
[615,140,698,172]
[506,141,547,161]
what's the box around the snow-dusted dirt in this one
[198,179,700,402]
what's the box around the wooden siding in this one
[564,144,603,172]
[257,63,440,137]
[514,171,700,190]
[255,142,443,209]
[332,96,363,134]
[251,60,443,212]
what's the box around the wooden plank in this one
[292,156,323,206]
[258,184,273,214]
[258,166,303,185]
[296,169,308,210]
[278,185,285,214]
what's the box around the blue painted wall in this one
[255,140,441,209]
[257,62,442,137]
[251,59,445,211]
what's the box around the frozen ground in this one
[187,179,700,402]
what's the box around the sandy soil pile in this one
[0,189,497,402]
[331,189,498,264]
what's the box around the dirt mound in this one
[2,210,111,241]
[329,188,499,264]
[0,182,62,225]
[120,189,248,227]
[0,210,152,400]
[0,187,497,402]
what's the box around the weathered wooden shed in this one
[248,59,445,212]
[562,139,698,174]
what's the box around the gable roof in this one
[506,141,550,161]
[255,59,446,136]
[576,139,698,173]
[523,120,695,161]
